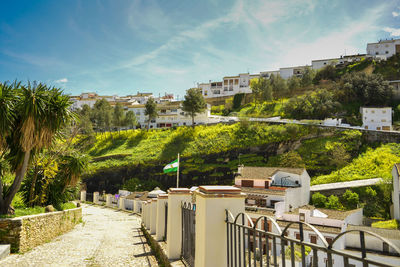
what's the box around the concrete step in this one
[0,244,10,260]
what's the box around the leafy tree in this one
[283,89,340,119]
[92,99,112,133]
[145,97,157,130]
[325,195,343,210]
[341,190,359,210]
[279,151,305,168]
[122,178,141,192]
[250,77,272,103]
[233,93,245,110]
[287,76,301,93]
[0,82,74,214]
[113,103,125,132]
[313,65,338,83]
[341,72,393,106]
[182,88,207,127]
[311,192,327,208]
[270,74,288,96]
[300,67,315,87]
[124,110,137,129]
[329,144,350,171]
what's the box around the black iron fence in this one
[226,210,400,267]
[164,203,168,241]
[182,202,196,267]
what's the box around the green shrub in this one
[371,219,400,230]
[341,190,359,210]
[311,193,327,208]
[325,195,343,210]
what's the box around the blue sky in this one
[1,0,400,98]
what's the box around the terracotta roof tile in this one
[238,167,305,180]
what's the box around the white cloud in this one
[55,78,68,83]
[393,11,399,17]
[383,27,400,36]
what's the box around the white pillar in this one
[133,199,138,213]
[156,194,168,241]
[106,194,112,207]
[93,192,99,204]
[119,197,125,210]
[80,190,86,202]
[145,200,152,229]
[194,186,245,267]
[166,188,192,260]
[150,199,157,235]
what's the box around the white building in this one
[127,102,218,129]
[199,73,259,99]
[367,39,400,59]
[360,107,392,131]
[311,54,366,70]
[235,166,310,214]
[278,65,309,79]
[392,164,400,220]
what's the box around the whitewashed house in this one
[279,66,309,79]
[360,107,392,131]
[127,102,218,129]
[367,39,400,60]
[311,54,366,70]
[235,166,310,214]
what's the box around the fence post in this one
[156,193,168,241]
[167,188,192,260]
[194,186,245,267]
[93,192,99,204]
[119,196,125,210]
[80,190,86,202]
[106,194,112,207]
[150,199,158,234]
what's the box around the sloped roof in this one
[238,167,304,180]
[289,205,362,221]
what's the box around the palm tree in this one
[0,82,74,214]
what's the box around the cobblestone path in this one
[0,204,158,267]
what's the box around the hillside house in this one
[360,107,392,131]
[367,38,400,59]
[234,166,310,213]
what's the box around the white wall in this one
[361,107,392,130]
[367,39,400,58]
[392,166,400,220]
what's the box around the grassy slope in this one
[312,143,400,185]
[84,123,314,174]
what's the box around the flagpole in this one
[177,153,180,188]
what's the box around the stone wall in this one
[0,207,82,252]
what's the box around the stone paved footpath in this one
[0,204,158,267]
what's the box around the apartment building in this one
[367,38,400,59]
[311,54,366,70]
[279,66,309,79]
[360,107,392,131]
[127,102,217,129]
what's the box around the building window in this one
[382,110,386,113]
[382,119,386,122]
[376,52,379,55]
[299,213,305,222]
[371,110,375,113]
[386,51,389,54]
[310,235,317,244]
[295,232,301,240]
[325,237,333,246]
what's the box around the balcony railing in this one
[226,210,400,267]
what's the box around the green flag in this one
[163,159,179,173]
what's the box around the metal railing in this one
[226,210,400,267]
[182,202,196,267]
